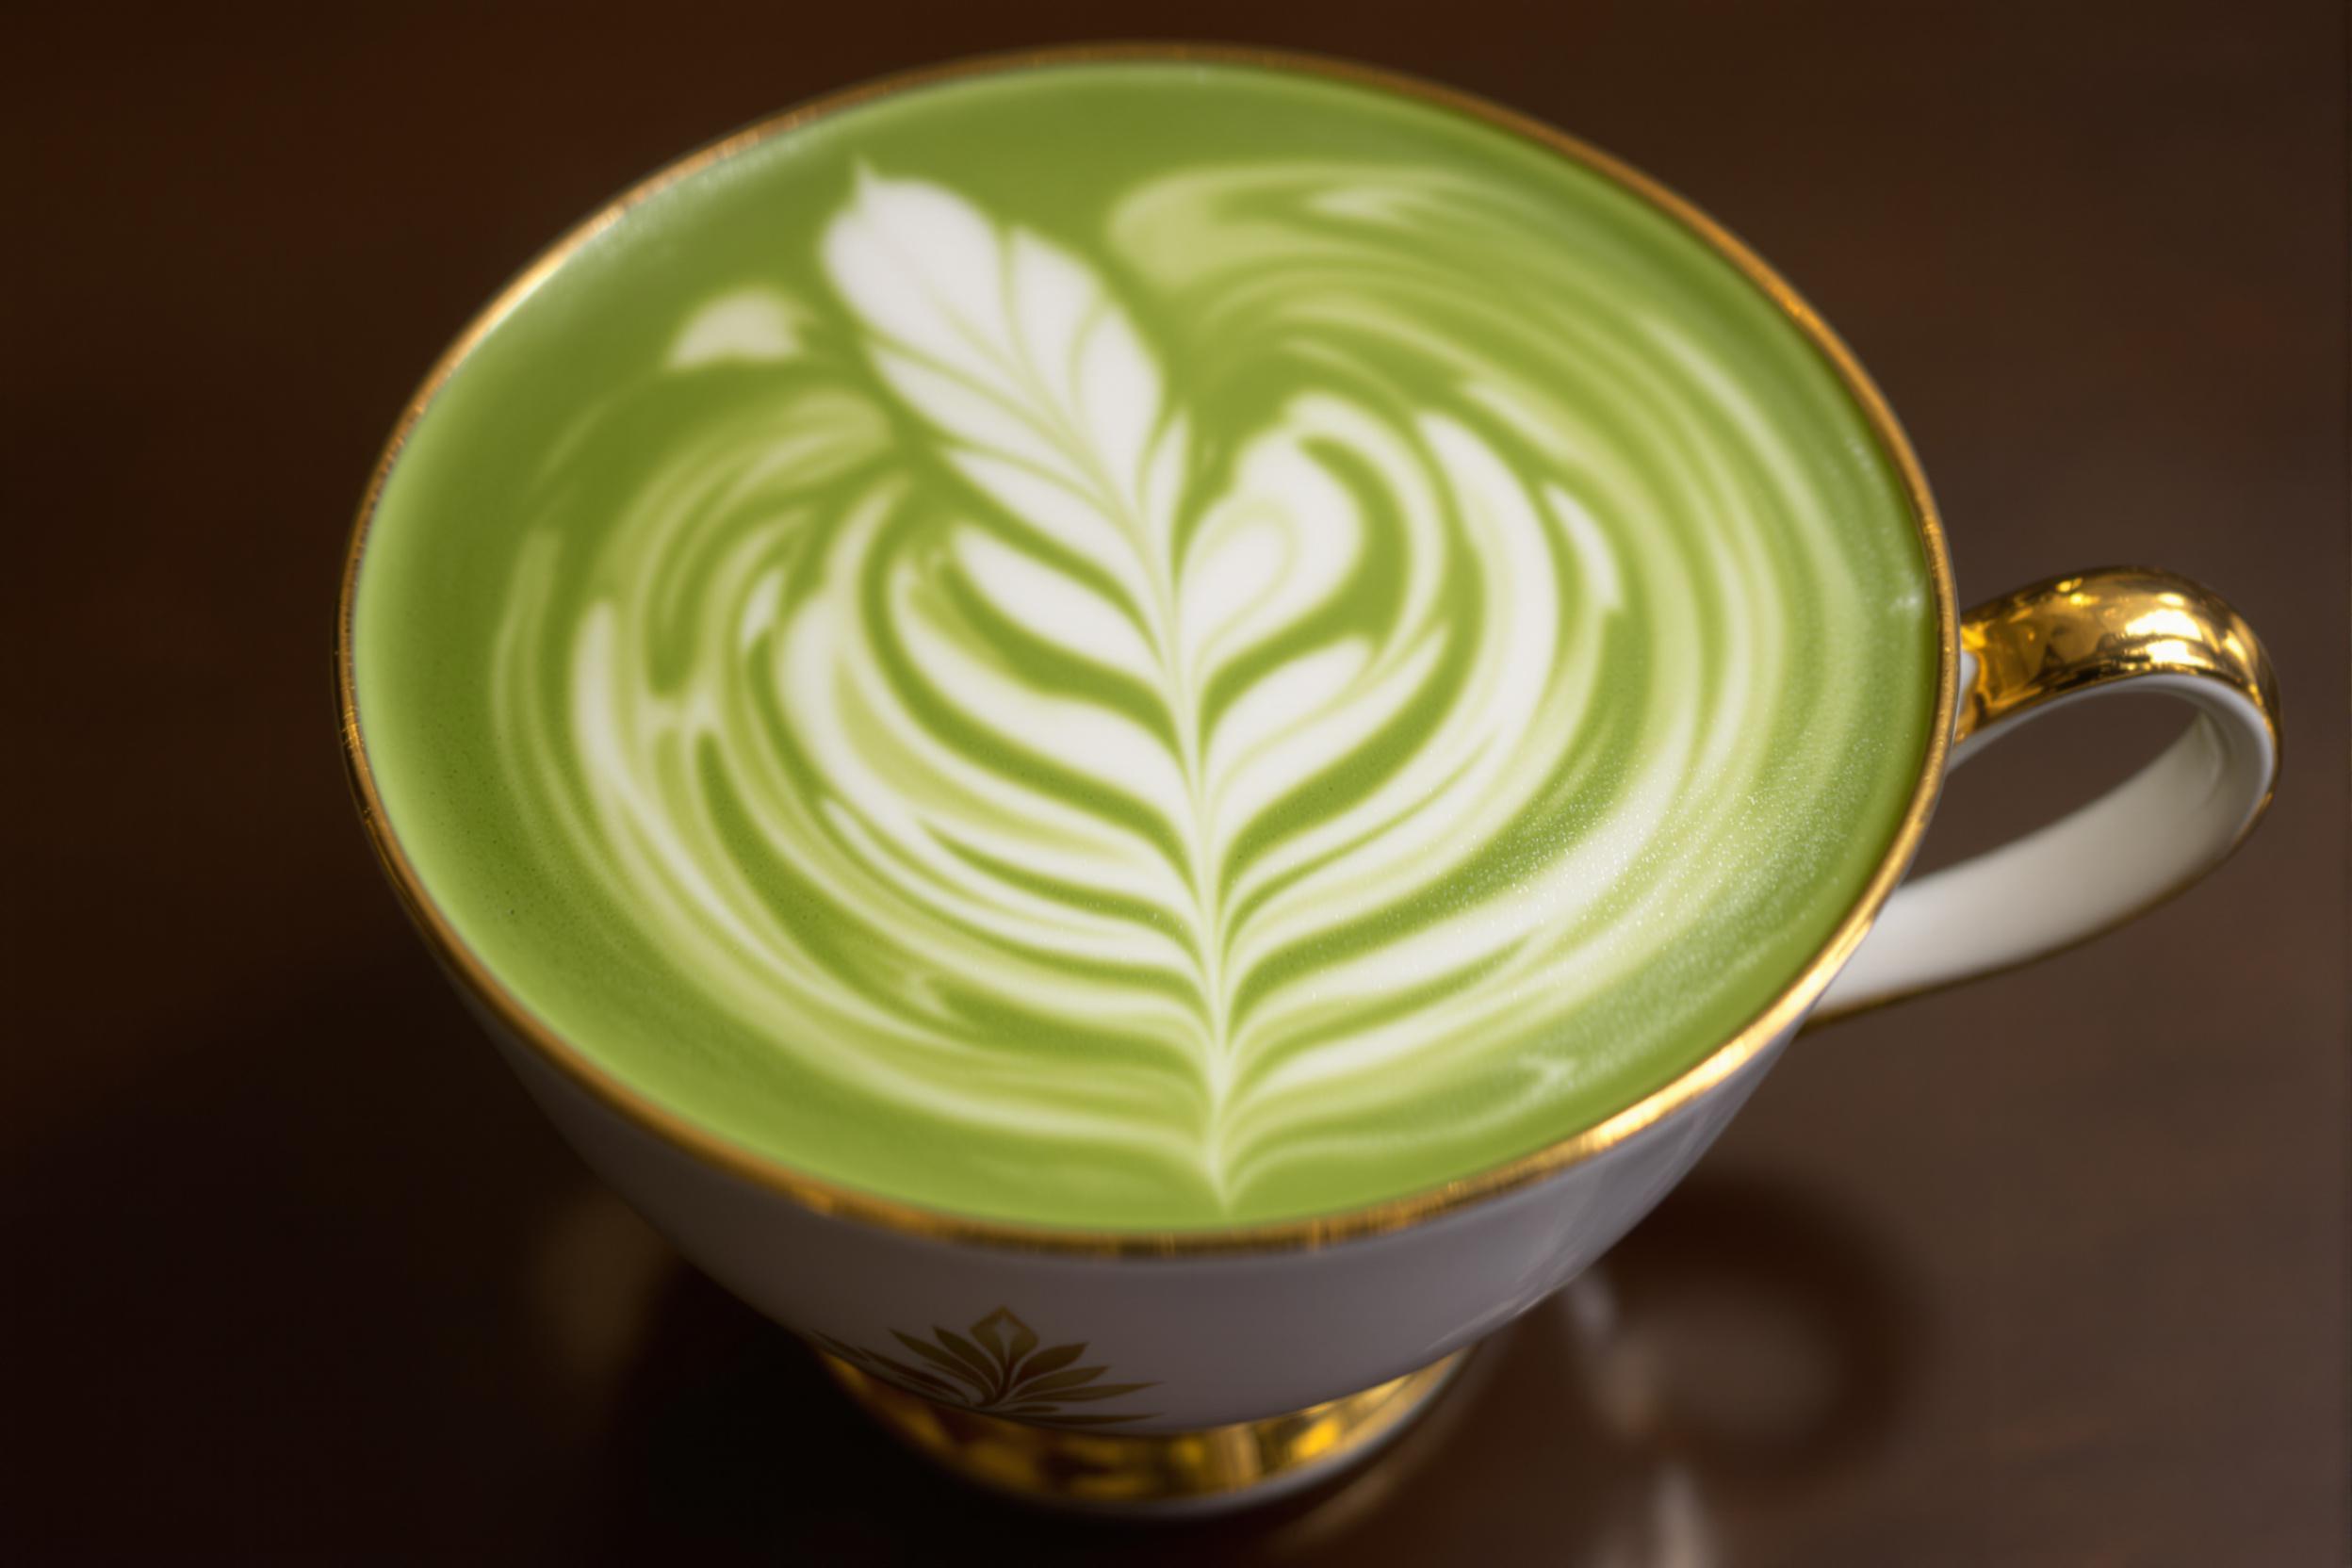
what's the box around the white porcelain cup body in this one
[492,1007,1788,1431]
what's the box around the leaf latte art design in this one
[482,155,1929,1227]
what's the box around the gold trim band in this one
[335,42,1959,1256]
[1954,565,2278,750]
[821,1349,1467,1506]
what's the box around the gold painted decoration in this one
[813,1307,1160,1427]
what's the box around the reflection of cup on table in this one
[339,44,2278,1511]
[1254,1173,1923,1558]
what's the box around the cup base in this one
[820,1348,1471,1513]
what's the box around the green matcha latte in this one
[351,57,1936,1230]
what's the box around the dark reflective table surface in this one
[7,1,2344,1560]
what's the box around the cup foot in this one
[821,1348,1470,1512]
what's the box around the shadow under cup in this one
[337,45,2278,1511]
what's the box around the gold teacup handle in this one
[1814,566,2280,1020]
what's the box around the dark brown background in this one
[6,1,2344,1561]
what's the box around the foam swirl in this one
[487,162,1922,1222]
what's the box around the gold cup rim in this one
[335,41,1959,1258]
